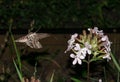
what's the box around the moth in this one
[15,32,50,49]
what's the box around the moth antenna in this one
[35,26,41,33]
[28,20,35,33]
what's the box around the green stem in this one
[111,53,120,72]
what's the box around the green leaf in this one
[111,53,120,72]
[50,70,55,82]
[13,59,23,82]
[10,32,22,71]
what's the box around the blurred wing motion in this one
[15,32,50,49]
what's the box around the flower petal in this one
[87,50,91,55]
[65,33,78,53]
[73,58,77,65]
[71,33,78,39]
[77,58,82,65]
[70,53,75,58]
[101,36,108,41]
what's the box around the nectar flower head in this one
[65,27,112,65]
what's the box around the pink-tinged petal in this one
[73,58,77,65]
[70,54,75,58]
[65,34,78,53]
[74,47,78,51]
[93,27,98,33]
[79,55,85,59]
[64,45,72,53]
[68,39,74,44]
[71,33,78,39]
[74,43,80,51]
[94,27,98,30]
[98,32,104,36]
[77,58,82,65]
[101,36,108,41]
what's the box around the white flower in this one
[74,43,81,51]
[70,53,84,65]
[101,35,111,52]
[74,43,86,58]
[65,33,78,53]
[82,48,91,55]
[101,35,108,41]
[103,50,111,61]
[88,27,104,36]
[70,43,87,65]
[101,36,111,46]
[101,35,111,61]
[104,45,111,52]
[101,36,111,45]
[76,50,86,59]
[84,42,92,55]
[65,27,112,65]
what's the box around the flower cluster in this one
[65,27,112,65]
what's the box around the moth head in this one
[28,32,37,37]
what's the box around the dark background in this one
[0,0,120,29]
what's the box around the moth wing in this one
[25,41,34,48]
[25,40,42,49]
[34,41,42,49]
[36,33,50,40]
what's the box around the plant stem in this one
[87,62,90,82]
[87,55,90,82]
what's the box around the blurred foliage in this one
[0,0,120,29]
